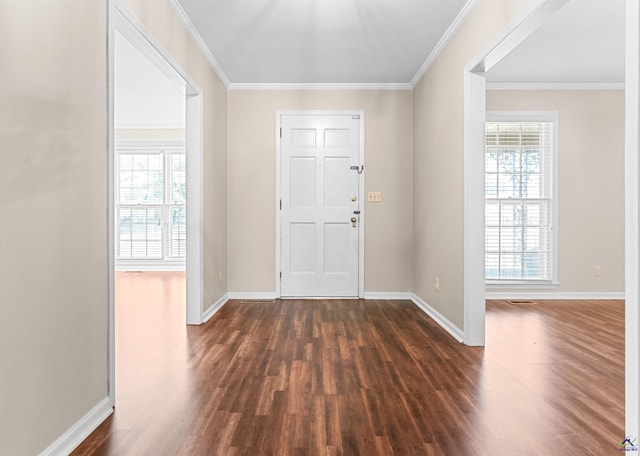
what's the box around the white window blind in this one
[115,147,186,265]
[485,115,556,282]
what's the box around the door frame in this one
[275,110,365,299]
[462,0,570,346]
[463,0,639,440]
[108,0,205,406]
[625,0,640,439]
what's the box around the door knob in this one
[351,217,357,223]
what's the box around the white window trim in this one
[115,139,186,271]
[485,111,559,288]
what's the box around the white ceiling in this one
[114,32,185,129]
[176,0,469,84]
[114,0,625,95]
[169,0,624,87]
[487,0,625,85]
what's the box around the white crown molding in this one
[114,139,186,149]
[164,0,230,88]
[228,83,412,91]
[486,82,625,91]
[410,0,481,88]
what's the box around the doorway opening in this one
[463,0,637,439]
[114,32,186,272]
[109,1,204,406]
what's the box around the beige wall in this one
[412,0,538,330]
[122,0,228,310]
[227,90,413,293]
[0,1,108,454]
[0,0,228,453]
[486,90,625,294]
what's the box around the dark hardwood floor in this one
[72,272,624,455]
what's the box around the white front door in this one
[280,114,362,297]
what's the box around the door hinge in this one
[280,199,282,210]
[280,272,282,279]
[280,127,282,138]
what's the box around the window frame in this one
[115,139,186,271]
[485,111,559,288]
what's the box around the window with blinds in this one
[115,147,186,266]
[485,113,557,283]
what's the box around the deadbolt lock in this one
[351,195,357,202]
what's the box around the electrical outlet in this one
[593,265,601,277]
[434,277,440,292]
[368,191,382,202]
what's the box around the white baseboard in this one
[485,291,625,300]
[410,293,465,343]
[115,261,185,272]
[39,396,113,456]
[202,293,229,323]
[228,292,415,301]
[228,292,278,300]
[363,292,412,300]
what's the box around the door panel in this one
[290,157,316,207]
[324,222,350,273]
[289,222,316,273]
[291,128,316,147]
[324,157,350,208]
[281,114,361,297]
[325,128,351,148]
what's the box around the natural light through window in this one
[485,112,557,284]
[115,145,186,269]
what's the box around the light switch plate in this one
[368,191,382,202]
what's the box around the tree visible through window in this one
[485,114,556,282]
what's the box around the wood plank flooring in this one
[72,272,624,455]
